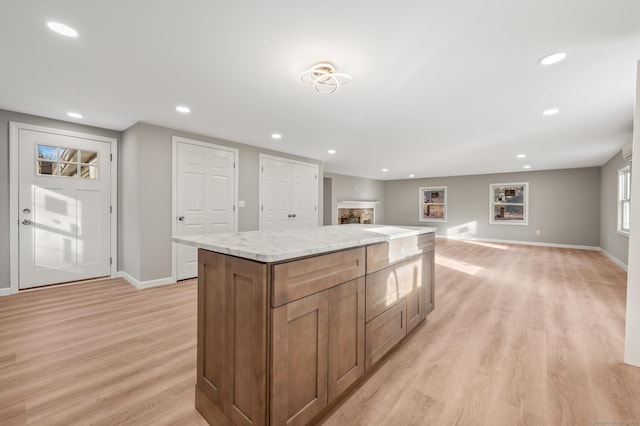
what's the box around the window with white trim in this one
[618,165,631,236]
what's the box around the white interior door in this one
[261,157,292,230]
[291,163,318,229]
[175,140,237,280]
[260,155,318,230]
[18,129,111,289]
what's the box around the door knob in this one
[292,213,297,218]
[178,216,185,221]
[287,214,292,218]
[22,219,32,225]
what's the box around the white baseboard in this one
[118,271,176,289]
[0,287,11,297]
[436,235,600,251]
[600,249,628,271]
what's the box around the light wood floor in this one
[1,240,638,425]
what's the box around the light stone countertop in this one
[172,224,437,263]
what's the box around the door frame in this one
[258,154,319,230]
[9,122,118,295]
[171,136,239,282]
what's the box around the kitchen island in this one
[174,224,437,426]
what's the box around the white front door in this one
[174,139,237,280]
[18,129,112,289]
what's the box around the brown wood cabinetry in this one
[194,232,435,425]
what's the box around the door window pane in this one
[35,145,99,179]
[37,145,58,160]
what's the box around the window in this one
[37,145,98,179]
[489,182,528,225]
[618,165,631,236]
[419,186,447,222]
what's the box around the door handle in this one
[287,214,292,218]
[22,219,32,225]
[292,213,297,218]
[178,216,185,221]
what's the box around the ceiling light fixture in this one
[516,154,527,159]
[382,168,388,172]
[327,149,336,154]
[271,133,282,140]
[300,63,351,94]
[538,52,567,66]
[542,108,559,116]
[176,105,190,113]
[523,165,532,169]
[67,112,83,119]
[46,21,78,37]
[409,174,415,178]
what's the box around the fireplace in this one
[337,201,377,225]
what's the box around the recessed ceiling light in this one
[523,165,532,169]
[271,133,282,140]
[176,105,191,113]
[327,149,336,154]
[46,21,78,38]
[516,154,527,159]
[382,168,388,172]
[409,174,415,178]
[542,108,559,116]
[67,112,83,119]
[538,52,567,66]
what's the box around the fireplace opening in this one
[338,207,374,224]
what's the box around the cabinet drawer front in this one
[365,300,406,370]
[272,247,365,307]
[365,254,428,322]
[366,233,435,274]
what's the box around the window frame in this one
[489,182,529,226]
[419,186,447,223]
[618,164,631,237]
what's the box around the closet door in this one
[260,156,292,230]
[260,155,318,230]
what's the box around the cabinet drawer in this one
[366,233,435,274]
[365,254,428,322]
[365,300,406,370]
[272,247,366,307]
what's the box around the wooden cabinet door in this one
[271,292,328,426]
[196,250,268,426]
[328,278,365,402]
[424,250,435,316]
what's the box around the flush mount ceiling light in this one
[300,63,351,94]
[46,21,78,37]
[538,52,567,65]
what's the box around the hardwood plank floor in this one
[1,240,638,425]
[322,239,640,426]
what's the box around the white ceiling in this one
[2,1,639,180]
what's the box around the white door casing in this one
[9,122,118,293]
[259,154,318,230]
[172,137,238,281]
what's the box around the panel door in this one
[271,291,328,426]
[261,157,292,230]
[176,141,236,280]
[328,278,365,402]
[290,162,318,229]
[18,129,111,288]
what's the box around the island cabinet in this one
[194,232,434,426]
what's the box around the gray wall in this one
[384,167,601,247]
[0,109,121,289]
[120,122,324,282]
[600,151,630,266]
[323,172,385,225]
